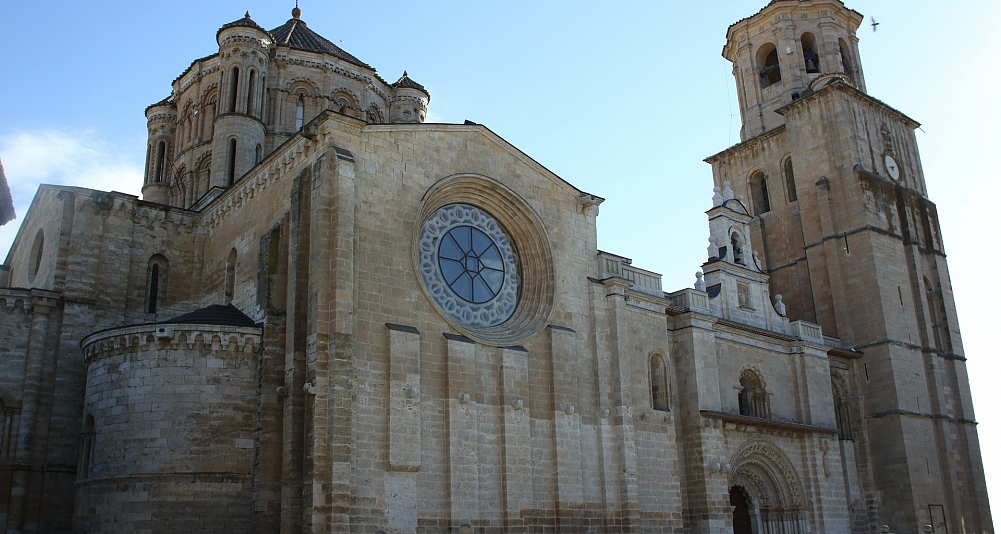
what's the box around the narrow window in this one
[832,376,854,440]
[750,171,770,215]
[154,141,166,182]
[31,230,44,278]
[227,138,237,185]
[801,33,820,73]
[228,66,240,113]
[295,97,305,131]
[225,248,237,303]
[259,76,267,120]
[148,264,160,313]
[80,414,95,478]
[650,355,669,411]
[246,69,256,116]
[784,158,797,201]
[255,144,262,164]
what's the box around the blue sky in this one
[1,0,999,521]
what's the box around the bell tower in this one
[707,1,993,533]
[724,0,866,140]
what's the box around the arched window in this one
[757,43,781,87]
[839,39,854,77]
[831,374,854,441]
[259,75,267,120]
[738,370,770,418]
[801,33,820,73]
[295,97,305,131]
[79,414,95,478]
[146,255,168,314]
[730,232,744,265]
[750,171,770,215]
[650,354,669,411]
[783,158,798,202]
[0,399,11,459]
[149,264,160,313]
[225,248,237,303]
[228,66,240,113]
[246,69,256,116]
[227,138,237,186]
[30,229,45,279]
[154,141,166,183]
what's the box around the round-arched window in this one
[418,204,518,327]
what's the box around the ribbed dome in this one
[269,12,371,69]
[391,71,429,97]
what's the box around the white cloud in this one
[0,130,145,259]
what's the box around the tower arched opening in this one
[801,33,820,73]
[757,43,781,87]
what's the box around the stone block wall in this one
[75,324,261,533]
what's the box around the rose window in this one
[418,204,518,327]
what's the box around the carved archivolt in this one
[729,439,804,509]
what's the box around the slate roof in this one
[0,156,14,226]
[391,71,429,97]
[164,304,261,328]
[269,14,371,70]
[145,95,176,114]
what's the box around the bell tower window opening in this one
[801,33,820,73]
[295,97,305,131]
[839,38,854,77]
[738,370,770,419]
[246,69,256,116]
[757,43,781,87]
[227,138,237,185]
[650,354,670,412]
[783,158,797,202]
[750,171,770,215]
[228,67,240,113]
[731,232,744,265]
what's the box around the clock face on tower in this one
[884,154,900,181]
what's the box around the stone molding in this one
[81,323,261,365]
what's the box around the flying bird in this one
[871,17,880,32]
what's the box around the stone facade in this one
[0,2,991,533]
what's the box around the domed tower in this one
[389,72,430,123]
[724,0,865,139]
[209,13,272,190]
[141,96,176,204]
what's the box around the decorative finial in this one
[402,70,408,77]
[245,11,251,18]
[695,271,706,292]
[292,1,301,19]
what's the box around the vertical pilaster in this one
[445,333,479,529]
[385,323,421,534]
[549,325,584,528]
[500,346,531,532]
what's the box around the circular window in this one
[418,204,518,327]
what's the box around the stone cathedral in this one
[0,1,992,532]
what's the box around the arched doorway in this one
[730,486,754,534]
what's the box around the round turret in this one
[209,12,272,190]
[722,0,865,139]
[142,97,176,204]
[389,71,430,124]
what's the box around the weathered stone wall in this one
[75,324,261,533]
